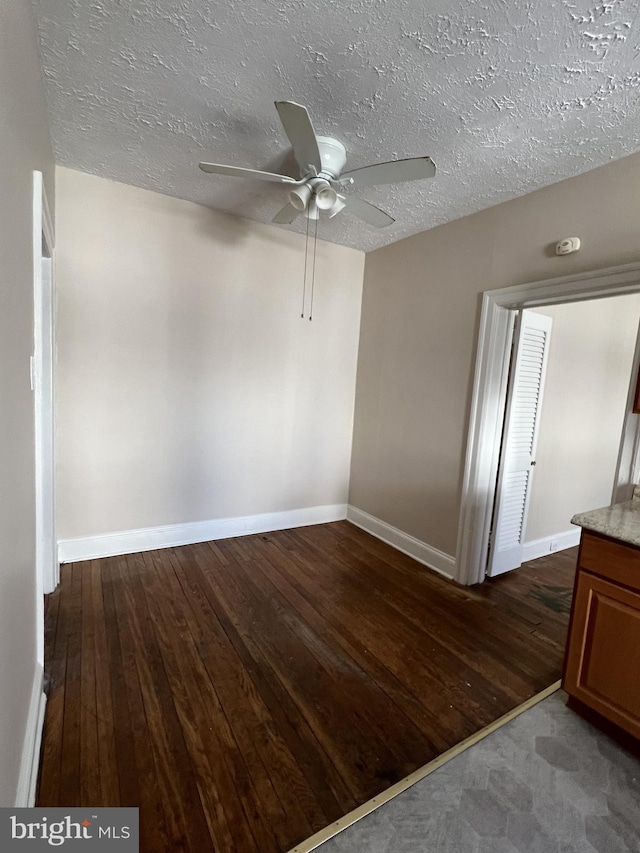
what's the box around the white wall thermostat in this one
[556,237,580,256]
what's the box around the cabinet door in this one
[564,571,640,739]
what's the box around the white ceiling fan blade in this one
[340,156,436,188]
[199,162,301,184]
[343,196,395,228]
[272,202,302,225]
[274,101,322,176]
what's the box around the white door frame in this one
[456,261,640,586]
[33,171,56,665]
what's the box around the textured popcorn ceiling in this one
[33,0,640,252]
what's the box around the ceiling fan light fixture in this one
[315,185,338,211]
[327,195,346,218]
[288,183,312,211]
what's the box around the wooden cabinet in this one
[563,530,640,741]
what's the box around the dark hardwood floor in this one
[37,522,577,852]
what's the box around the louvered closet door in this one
[487,310,553,577]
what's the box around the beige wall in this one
[525,297,640,543]
[350,150,640,558]
[55,168,364,539]
[0,0,55,805]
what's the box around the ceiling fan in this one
[199,100,436,228]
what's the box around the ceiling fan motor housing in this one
[314,136,347,180]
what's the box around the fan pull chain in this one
[301,213,310,318]
[309,214,318,322]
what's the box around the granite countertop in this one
[571,485,640,548]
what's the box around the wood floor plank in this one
[79,562,101,806]
[169,546,323,843]
[58,562,83,807]
[319,525,563,677]
[38,521,576,852]
[107,555,172,852]
[143,548,276,853]
[191,542,360,814]
[310,524,567,681]
[204,541,409,801]
[259,538,470,742]
[100,557,142,809]
[124,552,212,852]
[228,556,429,793]
[253,542,446,752]
[235,549,431,770]
[265,531,483,738]
[88,558,120,806]
[37,573,67,806]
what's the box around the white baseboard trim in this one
[522,528,581,563]
[58,503,348,563]
[346,506,456,580]
[16,663,46,807]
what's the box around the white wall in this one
[525,297,640,544]
[0,0,55,805]
[350,150,640,559]
[55,168,364,541]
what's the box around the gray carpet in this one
[316,692,640,853]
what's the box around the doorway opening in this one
[487,296,640,578]
[456,262,640,586]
